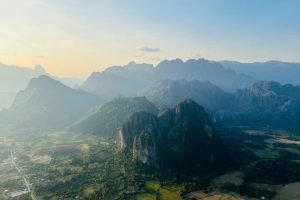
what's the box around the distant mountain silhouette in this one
[0,75,100,129]
[81,59,255,99]
[221,60,300,85]
[0,63,47,109]
[80,62,154,98]
[0,62,83,109]
[154,59,254,92]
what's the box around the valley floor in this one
[0,127,300,200]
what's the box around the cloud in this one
[138,47,160,52]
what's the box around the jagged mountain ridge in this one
[80,59,255,99]
[154,59,254,92]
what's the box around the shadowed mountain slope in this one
[72,96,158,136]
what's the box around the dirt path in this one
[10,149,37,200]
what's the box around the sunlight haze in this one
[1,1,300,199]
[0,0,299,77]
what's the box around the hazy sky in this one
[0,0,299,77]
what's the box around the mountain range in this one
[79,59,300,102]
[2,75,300,134]
[80,59,255,99]
[3,58,300,112]
[1,58,300,134]
[139,79,300,132]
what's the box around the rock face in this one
[73,97,158,136]
[119,99,228,172]
[119,112,160,167]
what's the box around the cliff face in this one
[158,99,214,155]
[119,112,160,167]
[158,99,223,171]
[119,99,228,172]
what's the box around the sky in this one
[0,0,299,77]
